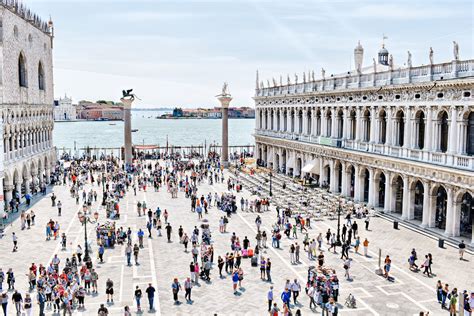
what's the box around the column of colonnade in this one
[257,105,473,164]
[256,140,472,242]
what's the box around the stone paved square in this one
[0,160,472,316]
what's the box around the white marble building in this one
[54,94,76,121]
[255,42,474,243]
[0,1,56,212]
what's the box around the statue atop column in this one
[429,47,434,65]
[407,50,412,67]
[217,82,231,97]
[121,89,138,101]
[453,41,459,60]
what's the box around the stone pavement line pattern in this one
[0,165,472,316]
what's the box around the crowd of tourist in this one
[0,150,472,316]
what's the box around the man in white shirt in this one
[267,286,273,311]
[291,279,301,305]
[307,284,317,310]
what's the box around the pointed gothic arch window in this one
[38,61,45,91]
[19,53,27,87]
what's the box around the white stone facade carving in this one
[0,4,56,212]
[254,48,474,243]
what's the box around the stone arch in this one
[373,169,386,208]
[455,190,473,239]
[409,178,425,221]
[321,160,331,188]
[461,109,474,155]
[430,184,448,230]
[290,109,295,133]
[357,166,370,202]
[336,109,344,138]
[306,108,312,135]
[18,52,28,87]
[390,174,405,214]
[349,109,357,140]
[413,109,425,149]
[346,164,356,198]
[394,109,405,147]
[378,109,387,144]
[362,108,371,142]
[436,110,449,152]
[315,109,322,136]
[325,109,332,137]
[38,60,45,90]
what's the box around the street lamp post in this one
[269,172,273,197]
[78,210,99,269]
[336,200,342,246]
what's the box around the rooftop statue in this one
[407,51,412,67]
[294,73,298,85]
[453,41,459,60]
[287,74,291,85]
[429,47,434,65]
[321,68,325,80]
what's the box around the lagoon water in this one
[53,110,255,150]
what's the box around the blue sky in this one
[27,0,473,107]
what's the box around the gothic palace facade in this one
[0,1,56,210]
[254,43,474,243]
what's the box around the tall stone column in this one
[121,97,134,167]
[329,160,336,193]
[353,165,362,201]
[448,106,458,154]
[421,181,431,227]
[367,168,375,207]
[217,93,232,168]
[401,175,410,220]
[444,186,455,236]
[45,168,51,184]
[340,162,347,196]
[384,172,391,212]
[24,178,32,195]
[385,107,393,147]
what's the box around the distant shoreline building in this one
[161,106,255,119]
[76,101,124,121]
[53,94,76,121]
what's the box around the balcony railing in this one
[256,59,474,97]
[255,129,474,170]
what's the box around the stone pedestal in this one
[121,98,134,167]
[217,95,232,168]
